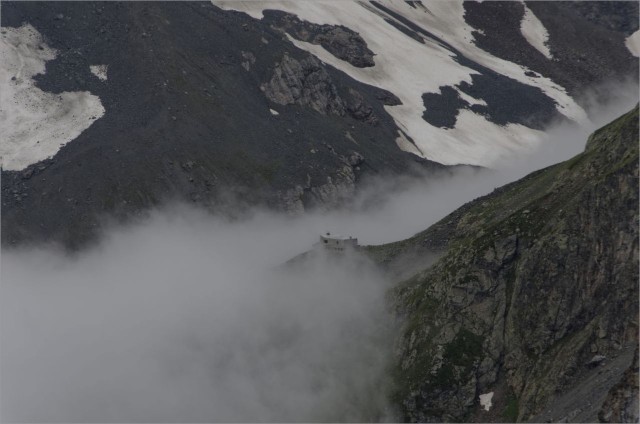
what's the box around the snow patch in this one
[479,391,494,411]
[432,108,546,166]
[90,64,108,81]
[0,25,104,171]
[395,130,423,157]
[456,88,487,107]
[269,108,279,116]
[626,30,640,57]
[213,0,587,167]
[520,4,553,60]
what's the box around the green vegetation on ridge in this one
[373,105,639,422]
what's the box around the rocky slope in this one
[366,106,639,422]
[217,0,637,164]
[0,1,443,248]
[464,1,638,108]
[1,1,637,249]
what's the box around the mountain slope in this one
[216,0,637,165]
[370,105,639,421]
[0,1,444,248]
[0,1,637,249]
[464,1,638,107]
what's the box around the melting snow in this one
[0,25,104,171]
[213,0,587,167]
[626,30,640,57]
[520,3,553,60]
[90,64,108,81]
[456,88,487,107]
[395,130,424,157]
[479,391,494,411]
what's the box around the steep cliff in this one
[375,106,638,422]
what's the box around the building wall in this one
[319,235,358,252]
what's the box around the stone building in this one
[318,232,359,252]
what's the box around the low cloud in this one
[2,208,397,422]
[1,79,637,422]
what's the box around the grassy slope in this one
[367,105,639,422]
[365,105,638,273]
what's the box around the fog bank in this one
[1,80,637,422]
[2,209,396,422]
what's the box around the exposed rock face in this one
[261,53,346,115]
[278,150,365,214]
[599,348,639,423]
[263,10,375,68]
[347,88,379,125]
[374,106,639,422]
[306,165,357,208]
[261,53,389,126]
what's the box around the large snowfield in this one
[214,0,589,167]
[2,1,633,170]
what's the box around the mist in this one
[1,80,638,422]
[1,209,397,422]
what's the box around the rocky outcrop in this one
[278,150,366,214]
[374,89,402,106]
[347,89,379,125]
[240,50,256,71]
[380,106,639,422]
[306,165,357,208]
[261,53,388,126]
[261,53,347,116]
[263,10,375,68]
